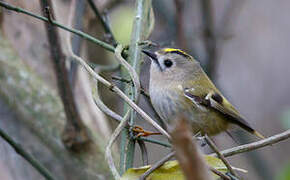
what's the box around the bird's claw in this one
[132,125,161,138]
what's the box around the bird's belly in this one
[150,88,229,135]
[150,88,195,125]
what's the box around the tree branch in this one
[205,135,238,178]
[0,1,115,52]
[105,111,131,180]
[219,129,290,157]
[0,128,55,180]
[139,151,175,180]
[40,0,91,151]
[86,0,117,45]
[120,0,153,172]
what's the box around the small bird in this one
[142,48,264,138]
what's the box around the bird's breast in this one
[149,84,190,123]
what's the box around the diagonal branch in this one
[87,0,117,45]
[0,1,115,52]
[105,111,131,180]
[0,128,55,180]
[0,0,169,139]
[205,135,238,178]
[219,129,290,157]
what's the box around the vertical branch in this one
[39,0,91,151]
[68,0,86,87]
[120,0,153,173]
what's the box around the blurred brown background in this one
[0,0,289,179]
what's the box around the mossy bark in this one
[0,30,113,179]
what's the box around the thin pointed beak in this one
[142,50,158,61]
[142,50,163,71]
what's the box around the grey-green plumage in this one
[143,48,264,138]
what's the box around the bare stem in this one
[205,135,238,178]
[40,0,91,151]
[115,44,141,102]
[137,140,149,166]
[0,1,115,52]
[136,137,171,148]
[92,77,123,122]
[86,0,117,45]
[105,111,131,179]
[139,151,175,180]
[120,0,153,171]
[209,167,231,180]
[0,128,55,180]
[219,129,290,157]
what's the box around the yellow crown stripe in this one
[163,48,186,54]
[162,48,191,59]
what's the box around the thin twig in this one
[111,76,151,99]
[112,76,132,84]
[0,0,170,139]
[135,137,171,148]
[105,111,131,180]
[66,49,170,138]
[68,0,86,88]
[205,135,238,178]
[87,0,117,45]
[218,129,290,157]
[120,0,153,171]
[139,130,290,179]
[92,44,141,124]
[209,167,231,180]
[139,151,175,180]
[92,77,123,122]
[90,62,120,72]
[64,1,170,140]
[0,1,115,52]
[137,140,149,166]
[115,44,141,102]
[0,128,56,180]
[68,0,121,125]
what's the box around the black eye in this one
[164,59,173,68]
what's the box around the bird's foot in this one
[132,125,161,138]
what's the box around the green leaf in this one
[121,155,247,180]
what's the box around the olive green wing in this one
[183,88,264,138]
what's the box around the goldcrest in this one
[143,48,263,138]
